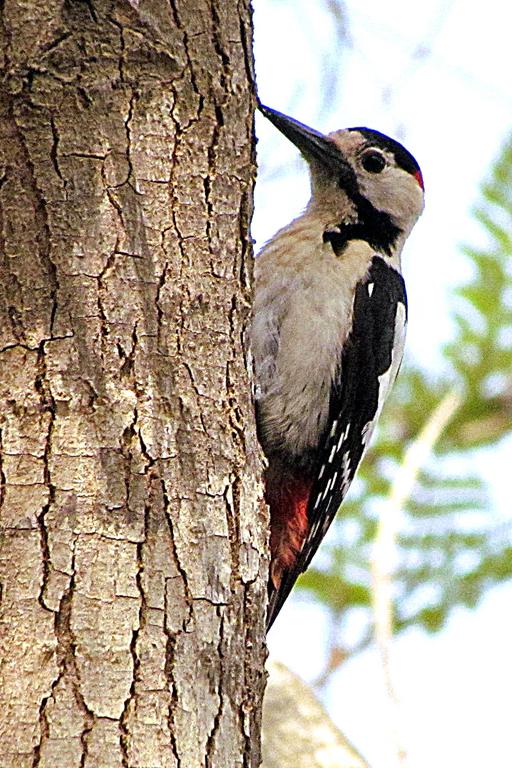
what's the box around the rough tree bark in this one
[0,2,267,767]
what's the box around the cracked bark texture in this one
[0,2,266,767]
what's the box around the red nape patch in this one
[414,169,424,190]
[266,475,312,589]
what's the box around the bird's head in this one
[259,104,424,241]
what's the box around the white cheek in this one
[360,170,424,227]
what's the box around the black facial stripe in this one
[349,127,421,178]
[335,160,359,197]
[323,193,402,257]
[331,143,404,256]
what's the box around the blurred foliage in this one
[298,135,512,651]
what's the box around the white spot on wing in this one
[377,301,407,415]
[310,516,321,535]
[340,451,352,495]
[360,300,406,455]
[342,451,351,479]
[368,282,375,297]
[361,420,375,447]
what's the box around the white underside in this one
[251,211,404,458]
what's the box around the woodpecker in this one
[251,105,424,630]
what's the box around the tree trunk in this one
[0,2,266,767]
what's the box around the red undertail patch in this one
[266,474,312,590]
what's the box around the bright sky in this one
[253,1,512,766]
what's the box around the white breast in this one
[251,216,378,457]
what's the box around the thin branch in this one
[370,389,461,767]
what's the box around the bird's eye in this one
[361,151,386,174]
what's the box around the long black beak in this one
[259,104,354,184]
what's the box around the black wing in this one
[267,256,407,629]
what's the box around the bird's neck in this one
[306,189,407,266]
